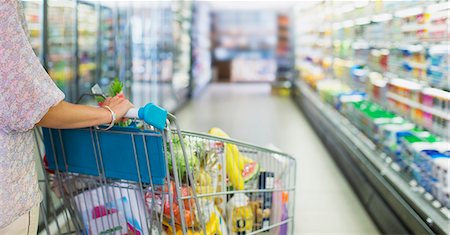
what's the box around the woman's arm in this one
[37,96,133,129]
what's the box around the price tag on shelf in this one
[424,193,434,201]
[390,163,401,172]
[409,180,418,188]
[441,208,450,219]
[385,157,392,164]
[418,187,425,194]
[431,200,442,208]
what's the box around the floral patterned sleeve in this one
[0,0,65,133]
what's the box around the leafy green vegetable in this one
[96,96,106,103]
[108,78,124,97]
[167,136,201,181]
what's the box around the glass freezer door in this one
[99,5,116,88]
[21,0,43,58]
[77,1,98,96]
[47,0,76,101]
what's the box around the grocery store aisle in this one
[176,83,380,234]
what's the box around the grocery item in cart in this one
[146,181,196,227]
[269,180,288,235]
[74,185,149,235]
[208,128,261,191]
[227,193,254,234]
[257,171,274,230]
[164,206,225,235]
[168,135,201,182]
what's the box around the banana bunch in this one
[196,169,215,195]
[208,128,256,191]
[209,128,243,190]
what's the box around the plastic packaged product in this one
[409,143,435,169]
[146,181,196,227]
[432,157,449,188]
[420,153,447,192]
[268,180,282,234]
[439,187,450,209]
[335,91,367,111]
[429,156,450,208]
[74,185,150,235]
[418,150,440,172]
[380,123,415,156]
[227,193,254,234]
[401,131,442,169]
[258,171,274,230]
[279,192,289,235]
[399,135,426,170]
[372,115,403,146]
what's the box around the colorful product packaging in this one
[74,185,149,235]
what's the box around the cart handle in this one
[77,94,168,130]
[125,103,168,130]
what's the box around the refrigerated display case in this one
[98,5,116,88]
[115,6,133,96]
[293,1,450,234]
[22,0,43,58]
[77,1,98,96]
[172,0,193,95]
[130,2,177,110]
[46,0,76,101]
[190,2,212,97]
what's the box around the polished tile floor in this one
[176,83,380,234]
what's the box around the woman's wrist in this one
[98,107,113,125]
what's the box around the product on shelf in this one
[231,59,277,82]
[298,64,326,88]
[191,2,212,94]
[316,79,351,105]
[78,2,98,95]
[22,1,42,56]
[47,0,76,99]
[427,44,449,90]
[99,5,116,86]
[367,72,388,103]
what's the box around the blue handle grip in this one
[138,103,168,130]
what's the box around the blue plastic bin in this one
[43,126,167,185]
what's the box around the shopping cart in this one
[35,96,296,235]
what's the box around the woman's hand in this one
[101,95,134,123]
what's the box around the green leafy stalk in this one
[108,78,124,97]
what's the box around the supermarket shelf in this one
[386,92,450,121]
[292,80,449,235]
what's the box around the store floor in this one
[176,83,380,234]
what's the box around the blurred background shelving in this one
[293,0,449,234]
